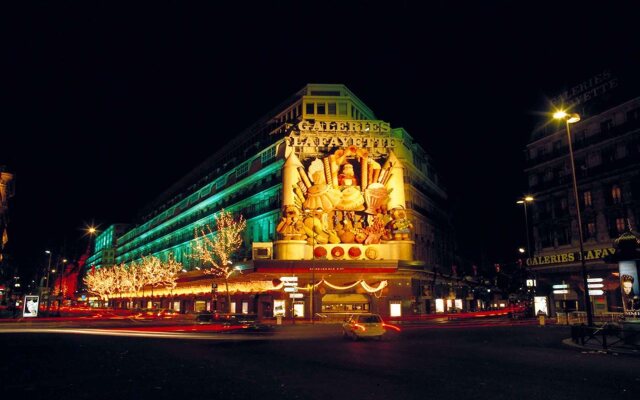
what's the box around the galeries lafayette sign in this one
[526,247,616,266]
[288,120,397,150]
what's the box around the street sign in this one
[280,276,298,283]
[289,293,304,299]
[284,287,298,293]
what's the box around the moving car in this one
[342,313,386,340]
[195,312,272,333]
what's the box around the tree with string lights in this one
[191,209,246,312]
[83,267,116,306]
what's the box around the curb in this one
[561,338,640,357]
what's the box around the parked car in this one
[342,313,386,340]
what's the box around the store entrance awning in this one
[322,294,370,303]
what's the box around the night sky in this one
[3,2,640,280]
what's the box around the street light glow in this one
[553,110,580,123]
[553,110,567,120]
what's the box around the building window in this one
[557,226,571,246]
[305,103,314,115]
[585,221,596,240]
[574,130,586,146]
[261,147,275,163]
[328,102,336,115]
[338,102,347,115]
[317,103,326,115]
[609,217,626,238]
[611,185,622,204]
[540,226,553,248]
[583,191,592,207]
[600,119,613,132]
[236,162,248,177]
[216,177,227,190]
[627,108,640,122]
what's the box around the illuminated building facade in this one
[88,84,463,318]
[0,166,14,261]
[0,166,15,302]
[525,70,640,317]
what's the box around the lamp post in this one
[45,250,52,313]
[57,258,67,310]
[516,196,534,259]
[553,110,593,326]
[303,207,323,324]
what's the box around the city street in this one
[2,321,638,400]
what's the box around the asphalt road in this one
[2,323,638,400]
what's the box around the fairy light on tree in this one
[83,267,116,306]
[191,209,247,312]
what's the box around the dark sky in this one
[3,1,640,279]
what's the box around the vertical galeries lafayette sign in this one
[287,120,397,151]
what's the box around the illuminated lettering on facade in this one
[550,70,619,108]
[287,120,396,151]
[526,247,617,266]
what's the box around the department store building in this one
[524,70,640,318]
[85,84,469,319]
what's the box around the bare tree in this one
[191,209,247,312]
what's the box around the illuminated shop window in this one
[230,302,236,313]
[194,301,206,312]
[454,299,462,310]
[446,299,452,310]
[389,302,402,317]
[173,301,180,312]
[242,302,248,314]
[293,302,304,318]
[274,300,286,317]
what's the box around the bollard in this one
[276,315,282,325]
[538,314,546,326]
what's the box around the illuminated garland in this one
[300,279,387,293]
[101,278,386,299]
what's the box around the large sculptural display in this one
[279,145,412,252]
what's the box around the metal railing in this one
[570,322,640,352]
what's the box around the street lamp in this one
[45,250,52,313]
[516,195,534,259]
[303,207,323,324]
[58,258,67,309]
[553,110,593,326]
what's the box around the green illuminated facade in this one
[86,84,459,316]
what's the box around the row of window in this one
[303,101,369,120]
[535,184,627,221]
[537,215,632,248]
